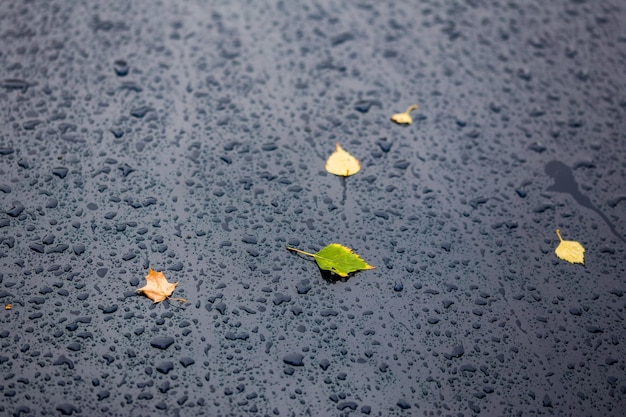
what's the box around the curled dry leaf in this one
[325,143,361,176]
[554,229,585,265]
[391,104,419,125]
[136,267,186,303]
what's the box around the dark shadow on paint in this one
[319,268,350,283]
[544,160,625,243]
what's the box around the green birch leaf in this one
[287,243,375,277]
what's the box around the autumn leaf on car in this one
[325,143,361,177]
[136,267,186,303]
[287,244,375,277]
[554,229,585,265]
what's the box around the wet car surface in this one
[1,1,626,416]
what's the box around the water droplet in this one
[282,353,304,366]
[150,336,175,350]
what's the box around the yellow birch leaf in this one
[136,267,186,303]
[325,143,361,176]
[554,229,585,265]
[391,104,419,125]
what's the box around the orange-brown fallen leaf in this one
[136,267,186,303]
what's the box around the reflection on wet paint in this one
[545,160,625,243]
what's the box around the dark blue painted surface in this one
[1,1,625,416]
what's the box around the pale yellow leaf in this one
[554,229,585,265]
[391,104,419,125]
[325,143,361,176]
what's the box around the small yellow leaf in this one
[391,104,419,125]
[325,143,361,177]
[554,229,585,265]
[136,267,186,303]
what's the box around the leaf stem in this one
[555,229,563,242]
[404,104,418,114]
[287,247,316,258]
